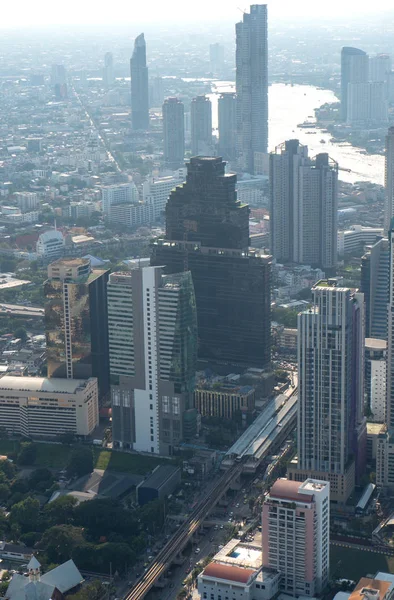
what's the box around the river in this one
[207,82,385,185]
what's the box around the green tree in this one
[43,496,77,527]
[40,525,84,563]
[66,446,93,478]
[67,580,104,600]
[10,497,40,532]
[59,432,76,445]
[0,459,16,480]
[0,483,10,502]
[17,442,37,466]
[14,327,28,342]
[29,468,54,491]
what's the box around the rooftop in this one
[350,578,392,600]
[365,338,387,351]
[137,464,180,490]
[212,539,262,569]
[0,376,94,394]
[202,563,256,585]
[268,478,313,503]
[49,258,89,267]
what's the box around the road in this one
[0,303,44,318]
[124,463,244,600]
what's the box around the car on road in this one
[194,547,201,554]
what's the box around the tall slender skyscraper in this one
[130,33,149,131]
[340,47,369,121]
[236,4,268,173]
[190,96,213,156]
[218,92,237,162]
[103,52,114,89]
[163,97,185,169]
[109,265,197,455]
[384,127,394,233]
[209,43,224,75]
[45,258,110,401]
[270,140,338,269]
[289,280,365,502]
[151,156,272,369]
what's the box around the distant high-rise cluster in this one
[130,33,149,130]
[236,4,268,174]
[269,140,338,270]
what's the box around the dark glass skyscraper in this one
[45,258,110,402]
[130,33,149,130]
[151,156,272,369]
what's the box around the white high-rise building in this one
[109,264,197,456]
[14,192,38,212]
[384,127,394,233]
[262,478,330,597]
[103,52,114,89]
[190,95,213,157]
[36,229,65,261]
[376,225,394,488]
[236,4,268,174]
[370,54,392,83]
[341,47,369,121]
[163,97,185,169]
[365,338,387,423]
[142,171,185,220]
[101,183,138,214]
[347,82,388,125]
[269,140,338,269]
[290,279,365,503]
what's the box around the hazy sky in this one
[3,0,394,27]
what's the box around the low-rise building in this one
[338,226,384,256]
[194,384,255,419]
[36,229,65,261]
[0,376,98,438]
[136,464,181,506]
[197,539,280,600]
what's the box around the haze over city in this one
[3,0,394,27]
[2,3,394,600]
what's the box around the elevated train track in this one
[125,388,298,599]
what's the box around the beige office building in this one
[0,376,98,438]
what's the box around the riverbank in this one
[209,81,385,185]
[315,102,387,156]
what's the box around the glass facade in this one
[45,262,110,401]
[151,156,272,369]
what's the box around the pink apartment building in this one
[262,478,330,597]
